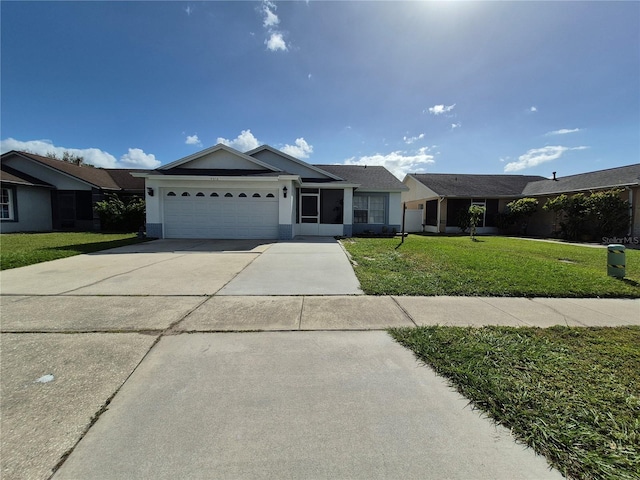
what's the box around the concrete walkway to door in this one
[217,236,363,296]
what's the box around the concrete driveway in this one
[0,237,362,296]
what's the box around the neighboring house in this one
[0,151,145,233]
[402,173,545,234]
[402,164,640,237]
[135,144,407,239]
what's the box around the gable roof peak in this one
[159,144,281,172]
[246,144,344,181]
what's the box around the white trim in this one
[299,182,360,188]
[0,187,14,220]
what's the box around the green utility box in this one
[607,244,625,278]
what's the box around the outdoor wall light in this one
[283,186,288,198]
[147,187,154,197]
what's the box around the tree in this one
[468,205,485,240]
[505,197,539,235]
[43,150,85,166]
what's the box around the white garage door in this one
[163,188,279,239]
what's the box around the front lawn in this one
[341,236,640,297]
[0,232,148,270]
[390,326,640,480]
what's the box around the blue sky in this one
[1,1,638,179]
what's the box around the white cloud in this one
[184,5,192,16]
[281,138,313,159]
[451,122,461,130]
[403,133,424,144]
[260,0,288,52]
[185,134,202,146]
[546,128,581,136]
[0,138,160,169]
[262,0,279,27]
[265,32,287,51]
[427,104,455,115]
[216,129,262,152]
[342,149,435,180]
[530,106,538,112]
[503,145,589,172]
[119,148,161,168]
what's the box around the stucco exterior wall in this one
[1,185,52,233]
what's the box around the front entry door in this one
[299,189,319,235]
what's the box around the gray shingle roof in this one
[315,165,408,191]
[410,173,546,197]
[522,164,640,196]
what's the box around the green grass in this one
[389,326,640,480]
[341,235,640,297]
[0,232,149,270]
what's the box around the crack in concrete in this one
[390,296,418,327]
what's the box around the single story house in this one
[402,164,640,237]
[134,144,407,239]
[1,151,145,233]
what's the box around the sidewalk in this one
[1,295,638,480]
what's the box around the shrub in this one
[543,190,629,241]
[587,189,629,239]
[94,194,145,232]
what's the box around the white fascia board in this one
[300,182,360,188]
[142,174,286,182]
[158,144,281,172]
[246,145,344,181]
[130,172,150,178]
[354,188,409,193]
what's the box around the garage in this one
[163,188,279,239]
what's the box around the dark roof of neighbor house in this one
[410,173,546,197]
[521,164,640,196]
[315,165,408,191]
[1,151,146,191]
[0,164,54,187]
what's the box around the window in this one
[266,193,275,198]
[196,192,204,197]
[1,187,14,220]
[252,193,261,198]
[167,192,176,196]
[239,193,247,198]
[224,193,233,198]
[353,195,385,224]
[181,192,190,197]
[210,192,219,197]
